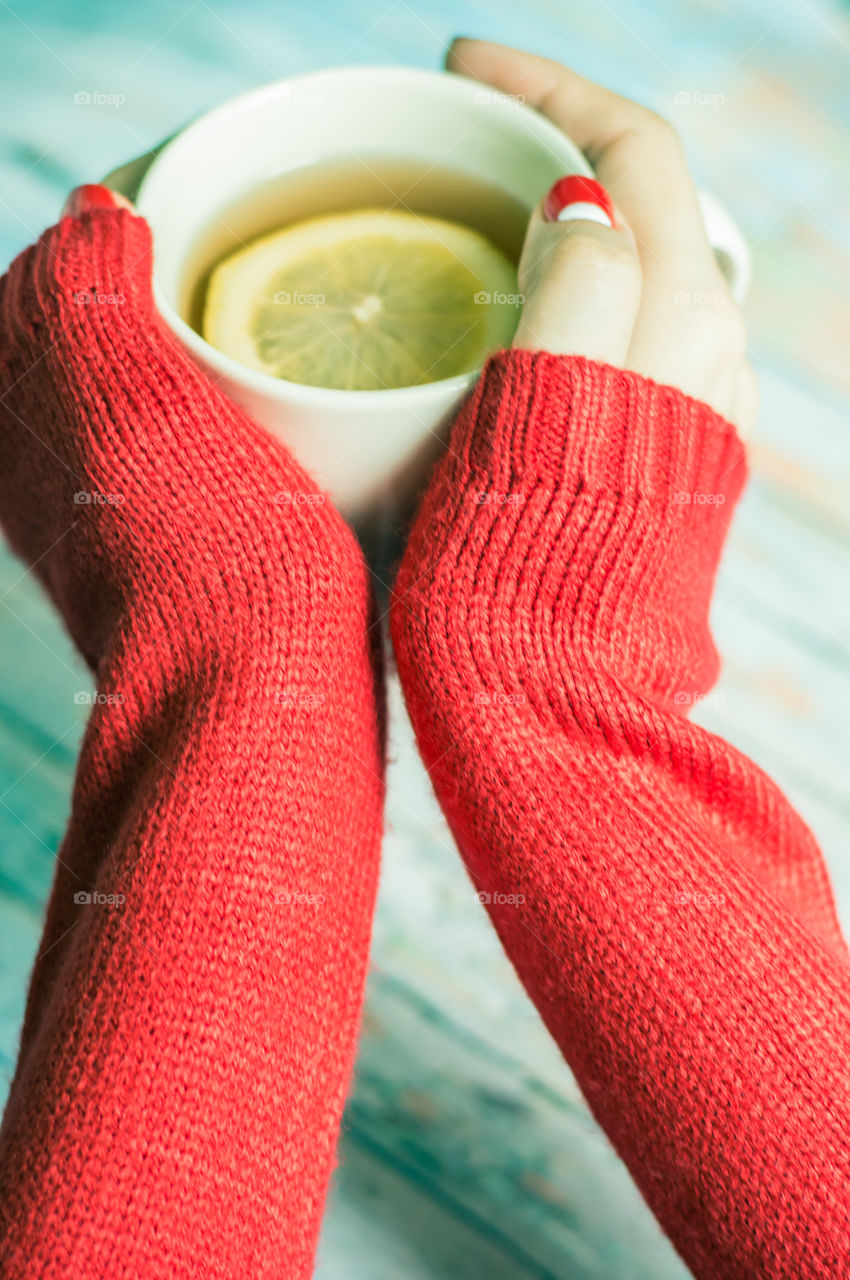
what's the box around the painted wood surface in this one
[1,1,849,1275]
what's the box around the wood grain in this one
[1,2,849,1274]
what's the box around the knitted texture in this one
[390,349,850,1280]
[0,210,385,1279]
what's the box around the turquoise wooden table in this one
[2,2,850,1276]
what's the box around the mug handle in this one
[697,188,751,304]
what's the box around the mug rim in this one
[136,64,589,407]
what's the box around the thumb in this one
[61,183,136,218]
[45,184,154,323]
[512,175,642,366]
[0,183,158,397]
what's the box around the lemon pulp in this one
[201,208,520,391]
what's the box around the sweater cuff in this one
[463,349,748,508]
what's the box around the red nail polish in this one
[543,175,616,227]
[62,184,122,219]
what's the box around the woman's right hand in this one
[448,38,758,437]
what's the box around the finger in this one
[512,175,642,365]
[62,184,135,218]
[448,38,744,412]
[644,287,748,424]
[447,39,714,272]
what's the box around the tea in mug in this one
[183,156,529,391]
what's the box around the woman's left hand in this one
[447,38,758,437]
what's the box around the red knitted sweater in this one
[0,211,385,1279]
[1,208,848,1279]
[391,351,850,1279]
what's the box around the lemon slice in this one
[202,207,520,390]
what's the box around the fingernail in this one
[543,176,616,228]
[61,184,124,219]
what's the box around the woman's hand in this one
[0,186,385,1280]
[448,38,757,437]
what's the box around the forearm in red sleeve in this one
[390,348,850,1280]
[0,209,385,1280]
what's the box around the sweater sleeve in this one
[390,347,850,1280]
[0,210,384,1280]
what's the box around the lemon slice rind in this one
[202,207,520,391]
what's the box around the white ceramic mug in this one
[131,66,751,523]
